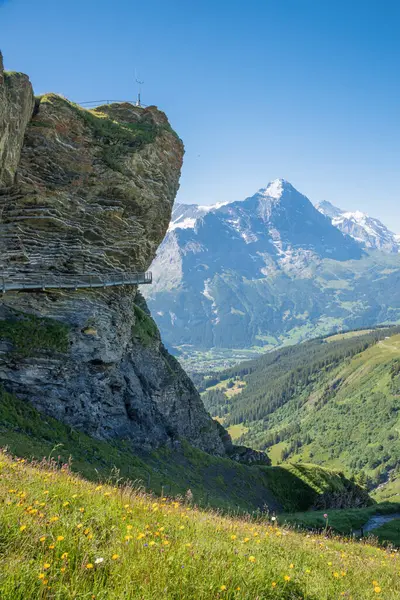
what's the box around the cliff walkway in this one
[1,272,152,293]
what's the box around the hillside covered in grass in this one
[200,327,400,501]
[0,387,370,514]
[1,452,399,600]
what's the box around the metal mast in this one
[135,70,144,107]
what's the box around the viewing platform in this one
[1,272,152,293]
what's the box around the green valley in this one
[200,326,400,503]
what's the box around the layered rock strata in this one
[0,55,240,458]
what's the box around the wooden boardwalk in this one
[1,272,152,293]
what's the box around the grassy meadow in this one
[1,451,399,600]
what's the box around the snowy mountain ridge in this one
[170,181,399,254]
[316,200,399,254]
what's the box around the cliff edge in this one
[0,53,245,458]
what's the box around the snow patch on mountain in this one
[202,279,220,324]
[169,217,197,231]
[169,201,230,231]
[259,178,285,199]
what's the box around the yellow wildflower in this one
[43,563,51,570]
[374,588,381,594]
[112,554,119,560]
[284,575,291,582]
[61,552,68,560]
[57,536,64,542]
[19,525,27,532]
[249,556,256,563]
[231,534,237,540]
[86,563,94,569]
[220,585,227,591]
[272,582,277,588]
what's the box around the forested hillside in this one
[201,327,400,500]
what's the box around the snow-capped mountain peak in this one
[257,178,297,200]
[259,178,285,199]
[317,200,345,219]
[170,179,297,232]
[316,201,399,253]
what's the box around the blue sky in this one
[1,0,400,230]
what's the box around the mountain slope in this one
[2,453,398,600]
[200,326,400,500]
[316,200,399,253]
[0,386,370,513]
[145,180,400,368]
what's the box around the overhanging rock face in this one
[0,87,183,275]
[0,58,229,456]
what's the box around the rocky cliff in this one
[0,53,34,188]
[0,54,251,459]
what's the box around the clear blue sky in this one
[1,0,400,230]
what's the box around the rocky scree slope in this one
[0,54,256,460]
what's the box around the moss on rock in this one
[0,312,69,357]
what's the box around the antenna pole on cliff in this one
[135,70,144,107]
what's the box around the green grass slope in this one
[200,326,400,501]
[1,452,399,600]
[0,388,369,514]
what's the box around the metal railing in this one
[1,272,152,293]
[75,100,148,108]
